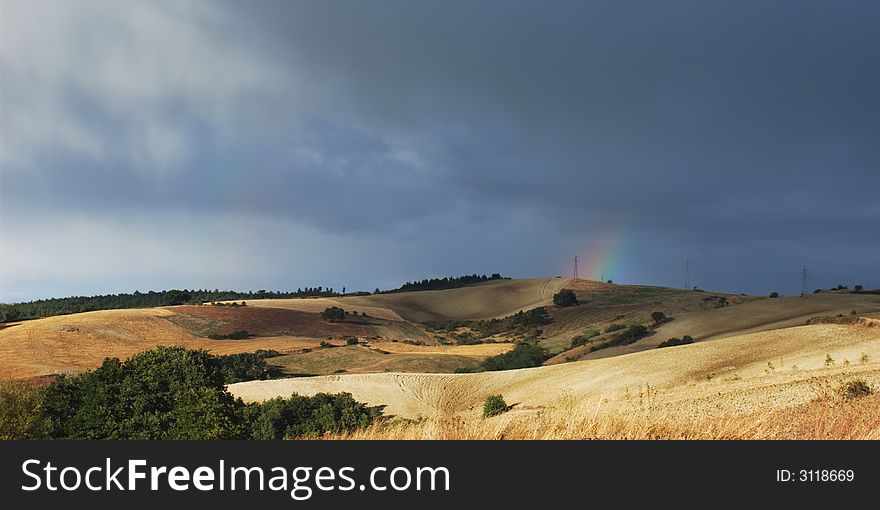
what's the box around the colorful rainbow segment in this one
[576,229,629,282]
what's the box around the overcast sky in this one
[1,0,878,302]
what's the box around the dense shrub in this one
[479,343,548,372]
[657,335,694,348]
[570,330,599,348]
[552,290,578,307]
[37,347,375,439]
[242,392,378,439]
[482,395,508,417]
[424,307,551,343]
[604,323,626,333]
[589,324,649,352]
[345,337,360,346]
[650,311,669,325]
[208,330,250,340]
[320,306,346,322]
[616,324,648,345]
[842,380,872,400]
[769,292,780,298]
[216,350,281,383]
[40,347,243,439]
[0,382,49,439]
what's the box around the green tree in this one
[483,395,508,417]
[242,393,376,439]
[650,311,667,324]
[41,347,243,439]
[0,382,49,439]
[167,290,192,305]
[553,290,578,307]
[480,343,548,371]
[320,306,346,322]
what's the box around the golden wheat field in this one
[0,308,335,380]
[231,321,880,439]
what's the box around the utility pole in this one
[684,259,691,290]
[573,255,579,279]
[800,265,810,297]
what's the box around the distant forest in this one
[0,287,339,323]
[380,273,508,294]
[0,273,508,322]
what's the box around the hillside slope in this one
[0,309,328,380]
[230,321,880,421]
[339,277,570,322]
[576,292,880,360]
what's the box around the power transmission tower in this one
[684,259,691,290]
[573,255,579,279]
[800,265,810,297]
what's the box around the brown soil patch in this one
[167,305,373,338]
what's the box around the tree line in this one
[378,273,507,294]
[1,274,511,323]
[0,287,341,323]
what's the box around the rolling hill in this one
[230,320,880,439]
[4,278,879,398]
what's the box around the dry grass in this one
[0,309,329,380]
[368,341,513,356]
[340,278,571,322]
[230,324,880,420]
[329,391,880,440]
[267,342,512,376]
[573,292,880,360]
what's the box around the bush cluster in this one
[461,343,549,372]
[424,307,551,344]
[0,347,376,440]
[589,324,649,352]
[208,330,250,340]
[482,395,508,417]
[570,330,600,348]
[842,380,872,400]
[657,335,694,348]
[604,323,626,333]
[320,306,346,322]
[242,393,378,439]
[552,290,578,307]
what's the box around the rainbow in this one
[576,228,629,282]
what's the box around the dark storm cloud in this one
[1,0,877,300]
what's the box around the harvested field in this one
[338,278,571,322]
[230,323,880,426]
[575,292,880,360]
[266,341,514,376]
[235,298,406,322]
[0,309,328,380]
[166,305,375,338]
